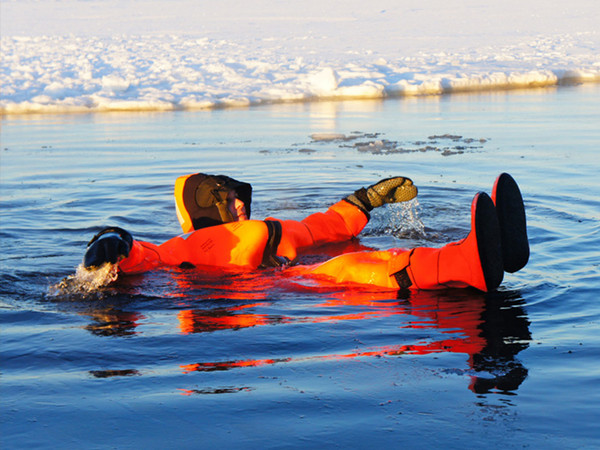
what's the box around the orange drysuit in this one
[114,194,503,292]
[98,174,527,293]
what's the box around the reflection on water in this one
[470,291,531,393]
[85,309,146,337]
[178,386,254,395]
[90,368,141,378]
[73,267,531,395]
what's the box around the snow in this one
[1,0,599,114]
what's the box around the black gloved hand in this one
[83,227,133,269]
[344,176,418,215]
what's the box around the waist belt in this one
[261,220,289,268]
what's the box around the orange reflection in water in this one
[178,291,488,373]
[175,281,530,394]
[181,344,414,374]
[81,261,530,394]
[178,303,276,333]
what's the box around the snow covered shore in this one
[2,0,599,114]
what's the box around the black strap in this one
[261,220,288,268]
[393,268,413,289]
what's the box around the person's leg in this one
[298,192,505,292]
[394,192,504,292]
[293,249,401,289]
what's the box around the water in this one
[1,85,599,448]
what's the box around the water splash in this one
[48,263,118,299]
[369,198,426,239]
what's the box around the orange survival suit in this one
[83,173,528,293]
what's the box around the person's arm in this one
[274,177,417,261]
[83,227,161,274]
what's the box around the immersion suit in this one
[83,173,528,293]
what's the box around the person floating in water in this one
[83,172,529,292]
[85,174,417,271]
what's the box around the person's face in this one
[227,190,248,221]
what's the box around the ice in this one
[1,0,599,114]
[309,68,340,95]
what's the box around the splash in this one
[48,263,118,299]
[369,198,426,239]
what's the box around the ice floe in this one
[1,0,599,114]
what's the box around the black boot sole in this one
[474,192,504,291]
[493,173,530,273]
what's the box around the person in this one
[83,172,529,292]
[84,173,417,271]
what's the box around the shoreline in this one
[2,78,599,117]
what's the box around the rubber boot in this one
[392,193,504,292]
[492,173,529,273]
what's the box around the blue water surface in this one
[1,84,599,448]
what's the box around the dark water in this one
[1,85,599,448]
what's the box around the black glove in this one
[83,227,133,268]
[344,176,417,215]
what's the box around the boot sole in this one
[492,173,530,273]
[474,192,504,291]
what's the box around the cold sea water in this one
[1,84,599,449]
